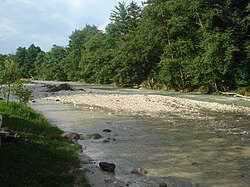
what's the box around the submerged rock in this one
[159,182,168,187]
[61,132,86,140]
[103,138,110,143]
[131,168,148,175]
[87,133,103,139]
[99,162,116,172]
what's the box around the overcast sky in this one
[0,0,143,54]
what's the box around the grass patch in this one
[0,101,90,187]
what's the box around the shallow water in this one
[31,98,250,187]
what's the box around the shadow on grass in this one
[0,104,89,187]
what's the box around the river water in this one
[30,83,250,187]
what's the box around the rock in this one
[159,182,168,187]
[0,127,22,143]
[99,162,116,172]
[103,138,110,143]
[87,133,103,139]
[61,133,86,140]
[79,134,86,140]
[103,129,112,133]
[66,133,80,139]
[126,181,132,186]
[0,127,11,133]
[47,83,74,92]
[104,179,115,184]
[131,168,148,175]
[78,88,85,91]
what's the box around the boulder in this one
[66,133,80,139]
[103,129,112,133]
[87,133,103,139]
[47,83,74,92]
[99,162,116,172]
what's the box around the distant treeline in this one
[1,0,249,93]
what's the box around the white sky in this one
[0,0,143,54]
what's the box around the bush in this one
[12,80,33,104]
[235,86,250,96]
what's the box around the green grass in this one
[0,101,90,187]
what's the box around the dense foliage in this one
[0,1,249,93]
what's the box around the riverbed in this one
[30,82,250,187]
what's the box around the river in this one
[30,82,250,187]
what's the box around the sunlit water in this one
[30,82,250,186]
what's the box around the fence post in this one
[0,114,2,146]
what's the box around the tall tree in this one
[0,54,7,66]
[16,44,41,78]
[194,0,249,91]
[38,45,67,80]
[106,1,142,84]
[15,47,27,77]
[34,51,46,79]
[64,25,100,81]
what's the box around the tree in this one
[34,51,46,79]
[15,46,27,75]
[155,0,201,91]
[42,45,67,80]
[106,1,141,37]
[105,1,142,84]
[64,25,100,81]
[16,44,42,78]
[193,0,249,91]
[197,31,239,92]
[12,80,32,104]
[0,59,21,105]
[0,54,7,66]
[79,32,112,83]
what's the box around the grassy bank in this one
[0,101,90,187]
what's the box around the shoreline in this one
[31,83,250,120]
[29,83,250,186]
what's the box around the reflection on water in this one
[31,99,250,187]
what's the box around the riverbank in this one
[31,83,250,120]
[29,83,250,186]
[0,101,89,187]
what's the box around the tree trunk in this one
[180,70,186,92]
[6,83,11,105]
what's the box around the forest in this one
[0,0,249,93]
